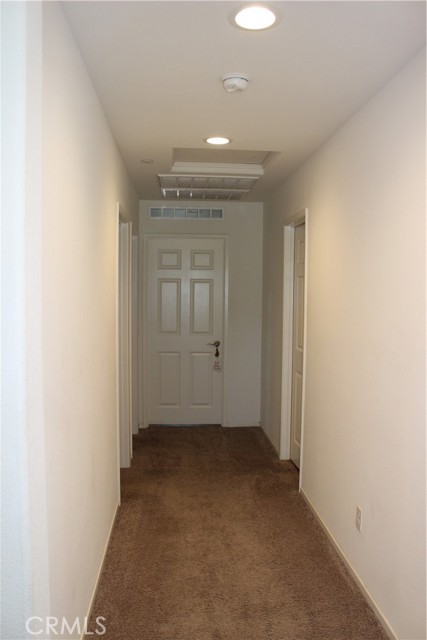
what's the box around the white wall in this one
[2,3,139,638]
[139,201,263,428]
[42,2,138,629]
[262,51,426,640]
[1,4,45,637]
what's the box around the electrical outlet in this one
[356,506,362,532]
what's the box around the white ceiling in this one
[63,1,426,202]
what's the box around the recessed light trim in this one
[205,136,231,145]
[233,5,278,31]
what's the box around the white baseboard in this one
[81,501,119,640]
[300,489,397,640]
[223,422,261,428]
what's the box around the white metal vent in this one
[157,174,258,201]
[150,207,224,220]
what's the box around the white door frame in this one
[116,204,133,488]
[131,235,139,435]
[141,233,229,428]
[280,209,308,488]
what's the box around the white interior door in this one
[146,237,225,425]
[290,223,305,468]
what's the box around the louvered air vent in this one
[157,174,258,201]
[150,207,224,220]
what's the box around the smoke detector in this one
[222,73,249,93]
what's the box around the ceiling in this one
[63,1,426,202]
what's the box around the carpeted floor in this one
[86,426,388,639]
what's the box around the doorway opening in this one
[280,209,308,487]
[116,204,133,489]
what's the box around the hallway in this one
[86,427,387,639]
[2,3,425,639]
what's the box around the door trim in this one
[115,205,122,499]
[116,203,133,491]
[280,209,308,488]
[131,236,139,435]
[141,234,229,429]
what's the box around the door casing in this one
[116,204,133,483]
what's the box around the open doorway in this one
[116,204,133,484]
[280,210,308,484]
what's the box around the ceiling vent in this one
[157,174,258,201]
[158,161,263,201]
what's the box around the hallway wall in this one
[41,2,139,628]
[261,50,426,639]
[2,3,138,638]
[139,201,263,428]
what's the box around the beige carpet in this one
[86,426,388,639]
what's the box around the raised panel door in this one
[290,224,305,468]
[146,237,224,424]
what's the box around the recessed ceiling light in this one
[234,6,277,31]
[205,137,231,145]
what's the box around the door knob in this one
[207,340,221,357]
